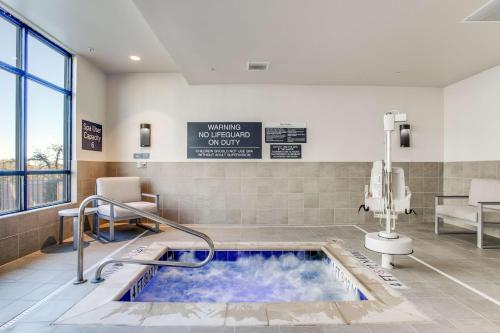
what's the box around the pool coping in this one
[55,241,430,327]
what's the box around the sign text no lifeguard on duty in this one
[187,122,262,159]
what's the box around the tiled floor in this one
[0,222,499,333]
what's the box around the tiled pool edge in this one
[121,248,367,303]
[55,241,430,327]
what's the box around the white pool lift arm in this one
[361,112,413,269]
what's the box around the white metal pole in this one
[385,130,392,235]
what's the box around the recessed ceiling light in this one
[129,55,141,61]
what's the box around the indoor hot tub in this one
[56,241,428,327]
[120,249,368,303]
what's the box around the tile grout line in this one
[351,224,500,308]
[0,230,149,330]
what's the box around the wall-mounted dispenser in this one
[400,124,410,147]
[140,123,151,147]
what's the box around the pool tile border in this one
[55,241,430,327]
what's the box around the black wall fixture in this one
[400,124,410,148]
[140,123,151,147]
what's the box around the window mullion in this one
[21,26,28,211]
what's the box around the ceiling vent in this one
[464,0,500,22]
[247,61,270,71]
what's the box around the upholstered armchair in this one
[95,177,160,241]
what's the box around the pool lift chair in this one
[359,112,414,269]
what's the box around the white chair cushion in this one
[436,205,477,222]
[98,201,157,219]
[436,204,500,222]
[468,178,500,208]
[96,177,142,204]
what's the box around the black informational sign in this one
[187,122,262,159]
[270,144,302,159]
[265,126,307,143]
[82,120,102,151]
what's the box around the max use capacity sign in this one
[187,122,262,159]
[82,120,102,152]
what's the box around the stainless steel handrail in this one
[75,195,215,284]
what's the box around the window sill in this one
[0,201,76,220]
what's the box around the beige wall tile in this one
[256,179,274,194]
[303,178,319,193]
[18,230,39,257]
[287,179,304,193]
[287,194,304,209]
[287,209,305,225]
[423,162,439,177]
[479,161,497,179]
[319,163,335,178]
[304,193,319,209]
[319,193,335,209]
[303,163,320,177]
[462,162,479,179]
[318,178,335,193]
[304,208,320,224]
[38,225,58,248]
[319,209,334,225]
[333,192,350,209]
[409,163,425,177]
[423,178,439,193]
[226,209,242,224]
[443,162,463,178]
[0,236,18,265]
[0,216,19,239]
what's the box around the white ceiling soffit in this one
[134,0,500,87]
[1,0,177,73]
[465,0,500,21]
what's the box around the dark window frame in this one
[0,8,72,215]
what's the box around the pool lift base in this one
[365,232,413,269]
[362,111,414,270]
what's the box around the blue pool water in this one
[121,250,366,303]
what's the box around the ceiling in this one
[133,0,500,87]
[2,0,500,86]
[0,0,177,73]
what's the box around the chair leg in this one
[96,217,101,239]
[72,217,78,251]
[110,218,115,241]
[92,214,97,234]
[477,210,483,249]
[155,209,160,232]
[59,216,64,244]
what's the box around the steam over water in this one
[134,252,360,303]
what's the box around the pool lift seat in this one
[362,161,413,219]
[360,112,414,270]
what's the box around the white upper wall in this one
[444,65,500,162]
[73,56,108,161]
[106,73,443,162]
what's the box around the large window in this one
[0,8,72,215]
